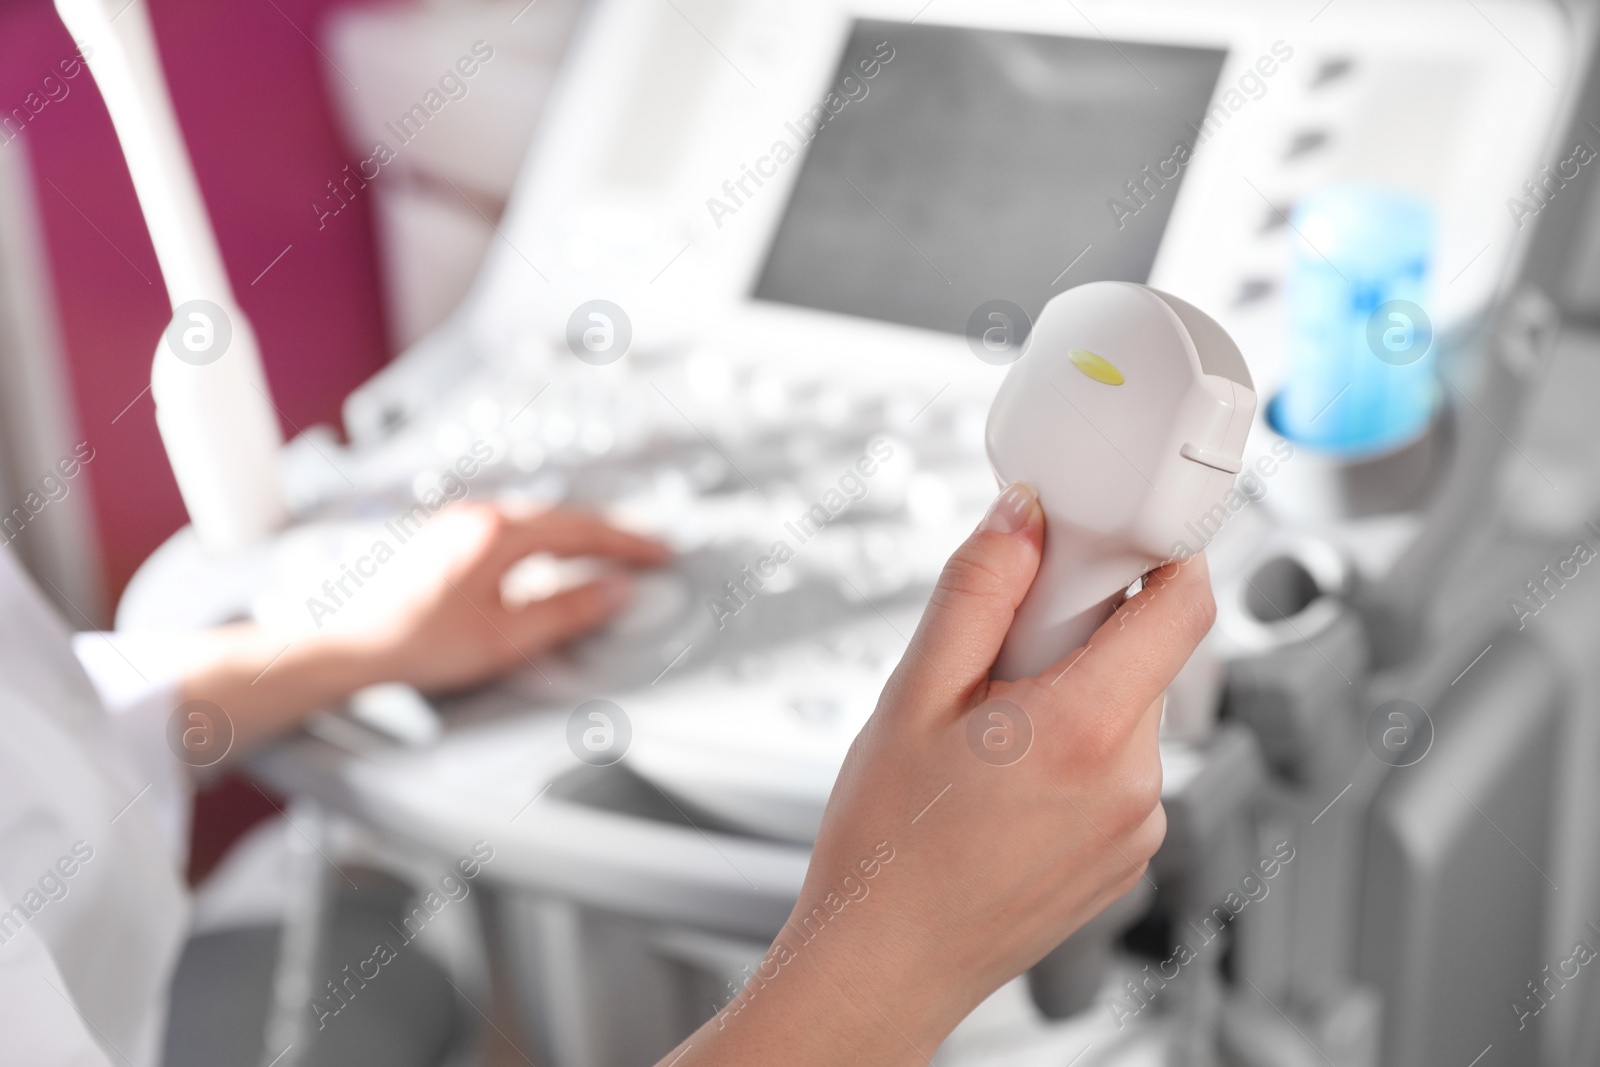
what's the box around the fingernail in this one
[980,483,1037,535]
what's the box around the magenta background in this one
[1,0,393,606]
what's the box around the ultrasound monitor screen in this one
[752,21,1227,336]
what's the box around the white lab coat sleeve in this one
[69,633,193,864]
[0,892,119,1067]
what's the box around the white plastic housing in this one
[150,312,287,552]
[987,282,1255,680]
[56,0,286,553]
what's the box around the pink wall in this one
[1,0,394,605]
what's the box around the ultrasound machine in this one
[110,0,1600,1064]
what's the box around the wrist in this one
[284,630,392,702]
[698,907,967,1066]
[178,624,395,754]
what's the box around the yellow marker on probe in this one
[1068,348,1125,385]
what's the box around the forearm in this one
[178,624,385,755]
[669,975,940,1064]
[662,910,967,1066]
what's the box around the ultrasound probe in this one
[987,282,1257,680]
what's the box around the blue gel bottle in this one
[1274,185,1437,456]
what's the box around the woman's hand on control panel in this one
[178,502,670,755]
[355,502,671,693]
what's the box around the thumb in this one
[883,483,1044,717]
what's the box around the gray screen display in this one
[752,21,1226,336]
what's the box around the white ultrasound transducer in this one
[989,281,1256,680]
